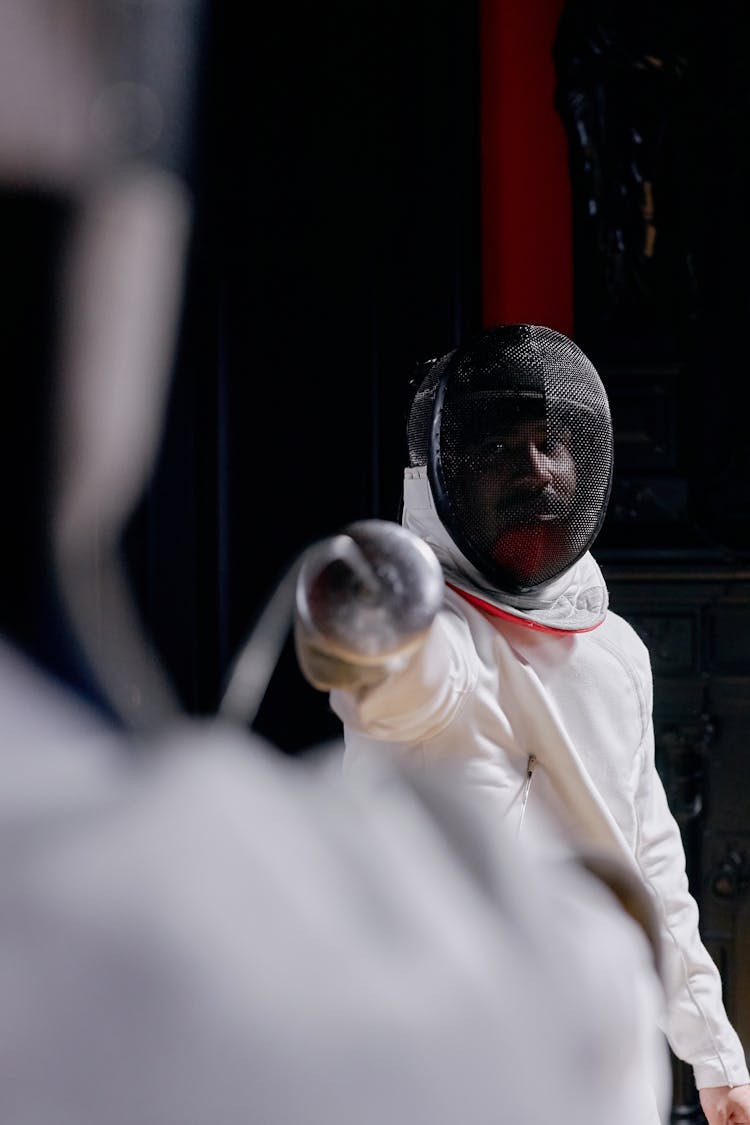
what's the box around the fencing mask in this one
[407,324,613,594]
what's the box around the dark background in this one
[127,0,750,759]
[127,0,482,752]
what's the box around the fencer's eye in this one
[472,436,505,462]
[541,436,566,457]
[547,429,575,459]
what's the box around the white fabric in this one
[333,471,750,1095]
[1,636,671,1125]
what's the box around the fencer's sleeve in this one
[329,601,478,745]
[632,668,750,1089]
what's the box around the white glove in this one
[294,519,444,692]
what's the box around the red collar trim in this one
[445,582,604,635]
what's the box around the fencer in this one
[294,322,750,1125]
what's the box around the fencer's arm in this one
[294,520,445,693]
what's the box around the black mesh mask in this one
[407,324,613,594]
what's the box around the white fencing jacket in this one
[332,467,750,1092]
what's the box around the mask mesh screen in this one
[407,325,612,592]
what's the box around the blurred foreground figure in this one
[295,325,750,1125]
[1,637,670,1125]
[0,6,675,1125]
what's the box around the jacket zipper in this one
[516,754,537,838]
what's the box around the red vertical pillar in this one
[480,0,573,336]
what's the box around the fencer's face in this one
[454,414,579,584]
[462,418,576,521]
